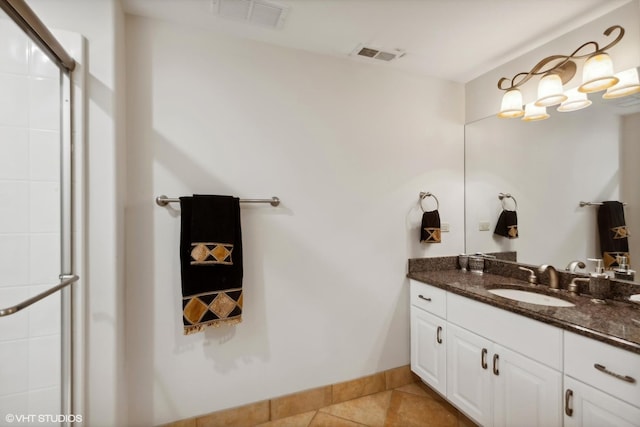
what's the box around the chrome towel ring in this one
[419,192,440,212]
[498,193,518,211]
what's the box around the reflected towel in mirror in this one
[597,201,630,269]
[494,210,518,239]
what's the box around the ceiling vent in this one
[211,0,289,29]
[352,45,406,62]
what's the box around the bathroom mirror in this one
[464,68,640,282]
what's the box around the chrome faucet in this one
[566,260,586,273]
[539,265,560,291]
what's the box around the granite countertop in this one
[408,268,640,355]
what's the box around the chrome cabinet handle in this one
[418,295,432,302]
[481,348,488,369]
[436,326,443,344]
[594,363,636,384]
[493,354,500,375]
[565,389,573,416]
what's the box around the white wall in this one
[0,17,63,422]
[621,112,640,269]
[124,15,464,426]
[25,1,127,426]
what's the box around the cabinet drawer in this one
[564,331,640,407]
[410,280,446,318]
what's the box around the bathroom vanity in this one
[408,258,640,427]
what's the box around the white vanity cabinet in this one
[446,292,563,427]
[563,332,640,427]
[409,279,563,427]
[410,281,447,396]
[564,376,640,427]
[446,322,492,424]
[446,323,563,427]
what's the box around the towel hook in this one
[498,193,518,211]
[419,192,440,212]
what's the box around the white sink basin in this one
[488,288,575,307]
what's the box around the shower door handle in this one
[0,275,79,317]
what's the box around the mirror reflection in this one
[465,69,640,283]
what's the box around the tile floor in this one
[166,367,478,427]
[254,381,477,427]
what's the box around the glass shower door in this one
[0,9,73,426]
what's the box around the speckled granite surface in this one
[408,258,640,355]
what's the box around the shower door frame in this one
[0,0,79,423]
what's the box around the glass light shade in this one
[557,88,592,112]
[522,103,549,121]
[497,89,524,118]
[578,53,618,93]
[535,74,567,106]
[603,68,640,99]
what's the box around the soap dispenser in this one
[613,255,635,281]
[587,258,610,303]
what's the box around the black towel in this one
[597,201,629,269]
[494,210,518,239]
[420,210,441,243]
[179,195,243,334]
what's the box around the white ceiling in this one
[121,0,632,83]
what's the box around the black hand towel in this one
[420,210,441,243]
[179,195,243,334]
[494,210,518,239]
[597,201,630,269]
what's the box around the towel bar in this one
[579,201,627,207]
[155,195,280,207]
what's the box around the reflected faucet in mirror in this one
[566,260,586,273]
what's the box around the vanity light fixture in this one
[497,25,628,121]
[536,73,567,107]
[557,88,592,112]
[522,103,549,121]
[603,67,640,99]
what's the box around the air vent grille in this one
[353,45,406,62]
[212,0,288,29]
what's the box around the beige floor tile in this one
[309,412,368,427]
[384,365,415,389]
[458,412,479,427]
[415,380,449,403]
[393,382,431,398]
[319,390,392,427]
[255,410,317,427]
[196,401,269,427]
[384,390,458,427]
[162,419,196,427]
[332,373,386,404]
[271,386,332,420]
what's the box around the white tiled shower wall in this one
[0,17,62,421]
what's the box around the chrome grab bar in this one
[0,275,79,317]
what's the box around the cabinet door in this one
[410,306,446,396]
[447,323,492,426]
[564,376,640,427]
[493,344,562,427]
